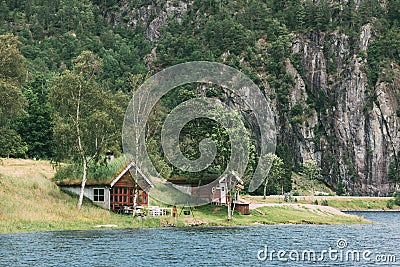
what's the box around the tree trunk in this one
[227,194,231,222]
[263,177,269,199]
[133,184,138,215]
[77,159,88,210]
[227,177,231,221]
[76,84,87,210]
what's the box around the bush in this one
[336,181,345,196]
[284,193,292,202]
[386,199,395,209]
[313,200,319,205]
[394,191,400,206]
[321,200,328,206]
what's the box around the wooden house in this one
[57,162,153,213]
[167,172,244,206]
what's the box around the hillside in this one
[0,158,136,233]
[0,1,399,196]
[0,159,369,233]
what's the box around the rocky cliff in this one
[105,0,399,196]
[285,26,400,196]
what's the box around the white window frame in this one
[93,188,105,202]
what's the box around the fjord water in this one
[0,212,399,267]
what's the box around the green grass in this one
[184,204,369,226]
[291,172,335,196]
[243,195,399,211]
[318,198,398,210]
[0,159,371,233]
[249,206,365,224]
[0,158,166,233]
[53,157,127,184]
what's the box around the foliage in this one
[389,158,400,183]
[50,51,123,163]
[0,34,27,157]
[261,153,285,198]
[53,156,126,183]
[394,190,400,206]
[386,199,395,209]
[336,181,346,196]
[50,51,125,208]
[302,160,323,181]
[0,0,400,196]
[14,73,54,159]
[0,127,28,157]
[302,160,322,196]
[275,144,293,193]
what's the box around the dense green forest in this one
[1,0,399,195]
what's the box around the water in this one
[0,212,399,266]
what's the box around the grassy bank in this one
[174,204,368,226]
[0,159,369,234]
[244,196,400,211]
[0,159,153,233]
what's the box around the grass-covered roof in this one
[53,157,127,186]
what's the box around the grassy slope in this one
[291,172,336,196]
[0,158,155,233]
[184,204,368,226]
[0,159,370,233]
[244,196,399,211]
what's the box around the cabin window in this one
[93,188,105,202]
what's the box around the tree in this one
[337,181,345,196]
[0,0,9,22]
[276,144,293,193]
[302,159,322,197]
[0,34,27,158]
[394,191,400,206]
[50,51,123,209]
[15,73,54,159]
[263,153,285,199]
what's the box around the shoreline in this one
[342,209,400,212]
[0,158,393,234]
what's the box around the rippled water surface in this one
[0,212,399,266]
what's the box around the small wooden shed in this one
[233,201,250,215]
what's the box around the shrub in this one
[284,193,292,202]
[321,200,328,206]
[386,199,395,209]
[394,191,400,206]
[336,181,345,196]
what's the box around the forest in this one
[1,0,399,196]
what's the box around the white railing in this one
[148,206,172,217]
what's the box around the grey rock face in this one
[286,26,399,196]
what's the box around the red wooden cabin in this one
[109,162,152,213]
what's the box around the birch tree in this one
[302,159,322,199]
[50,51,123,209]
[263,153,284,199]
